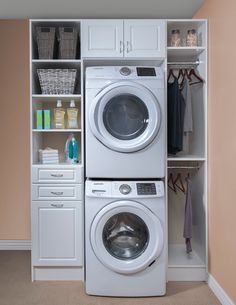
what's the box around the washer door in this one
[89,81,162,153]
[90,200,164,274]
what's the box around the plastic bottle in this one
[65,133,78,164]
[67,100,78,129]
[54,100,65,129]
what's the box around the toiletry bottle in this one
[67,100,78,129]
[69,134,79,164]
[65,133,79,164]
[54,100,65,129]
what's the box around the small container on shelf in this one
[54,100,65,129]
[186,29,198,47]
[35,110,43,129]
[36,27,56,59]
[43,110,51,129]
[67,100,78,129]
[170,29,181,47]
[57,27,79,59]
[37,69,77,95]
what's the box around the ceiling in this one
[0,0,205,19]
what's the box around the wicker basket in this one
[58,27,78,59]
[36,27,56,59]
[37,69,77,94]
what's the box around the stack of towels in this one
[39,148,59,164]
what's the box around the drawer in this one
[32,166,83,184]
[32,184,82,201]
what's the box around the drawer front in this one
[32,166,82,184]
[32,184,82,201]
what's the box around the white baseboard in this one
[0,240,31,250]
[208,274,235,305]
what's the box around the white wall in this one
[0,0,205,19]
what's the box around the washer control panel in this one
[137,183,156,195]
[86,180,164,198]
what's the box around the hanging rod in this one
[168,166,200,169]
[167,60,201,66]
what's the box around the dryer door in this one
[89,81,162,153]
[90,200,164,274]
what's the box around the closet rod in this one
[167,60,201,66]
[168,166,200,169]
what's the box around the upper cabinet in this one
[123,20,166,58]
[81,19,166,58]
[81,20,123,58]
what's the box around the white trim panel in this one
[0,240,31,250]
[208,274,235,305]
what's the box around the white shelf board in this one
[33,129,81,132]
[32,163,83,167]
[168,244,205,268]
[32,59,81,63]
[168,156,206,161]
[32,94,81,101]
[167,47,206,61]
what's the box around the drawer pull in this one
[51,174,64,178]
[51,203,64,208]
[51,191,63,196]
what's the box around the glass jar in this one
[186,29,198,47]
[170,29,181,47]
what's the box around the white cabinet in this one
[82,19,166,58]
[124,20,166,58]
[82,20,123,58]
[32,201,83,266]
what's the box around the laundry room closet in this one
[166,20,207,281]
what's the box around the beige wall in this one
[195,1,236,303]
[0,20,30,239]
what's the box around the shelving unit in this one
[166,19,208,281]
[30,19,84,281]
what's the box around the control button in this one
[119,184,132,195]
[120,67,131,76]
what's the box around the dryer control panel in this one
[86,180,164,198]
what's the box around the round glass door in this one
[103,94,149,141]
[90,201,164,274]
[103,212,149,260]
[89,81,161,153]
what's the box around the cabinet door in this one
[81,20,124,58]
[32,201,83,266]
[124,20,166,58]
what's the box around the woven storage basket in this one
[36,27,56,59]
[37,69,77,94]
[58,27,78,59]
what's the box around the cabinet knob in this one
[51,191,63,196]
[51,173,63,178]
[51,203,64,208]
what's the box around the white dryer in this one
[85,66,166,178]
[85,180,166,297]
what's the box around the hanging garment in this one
[183,176,193,253]
[182,78,193,133]
[168,77,186,155]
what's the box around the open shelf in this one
[33,129,81,132]
[32,94,81,101]
[32,59,81,63]
[168,244,205,268]
[167,46,205,61]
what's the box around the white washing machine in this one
[85,66,166,179]
[85,179,166,297]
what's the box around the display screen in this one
[137,183,156,195]
[137,67,156,76]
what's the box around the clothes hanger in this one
[168,69,176,82]
[168,173,177,193]
[188,68,204,85]
[174,173,186,194]
[178,69,185,86]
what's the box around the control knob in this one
[119,67,131,76]
[119,184,132,195]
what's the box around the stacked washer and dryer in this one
[85,66,166,296]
